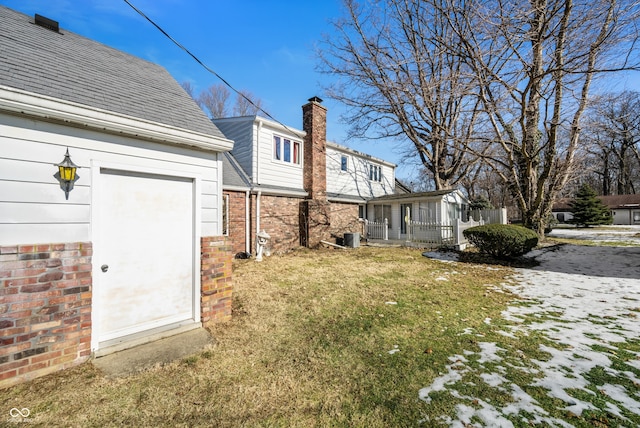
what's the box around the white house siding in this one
[256,121,305,189]
[0,113,222,246]
[326,143,395,199]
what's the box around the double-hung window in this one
[274,135,300,164]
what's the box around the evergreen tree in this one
[469,196,494,211]
[568,184,613,227]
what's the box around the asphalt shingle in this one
[0,6,225,139]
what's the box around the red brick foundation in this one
[201,236,233,325]
[329,202,362,240]
[0,242,92,389]
[226,191,249,255]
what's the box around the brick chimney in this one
[300,97,331,248]
[302,96,327,200]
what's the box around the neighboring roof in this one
[0,6,226,140]
[369,189,465,203]
[554,194,640,211]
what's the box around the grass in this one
[1,246,637,426]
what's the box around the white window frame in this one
[222,194,230,236]
[273,135,301,165]
[369,164,382,182]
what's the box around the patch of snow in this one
[422,251,460,262]
[417,233,640,425]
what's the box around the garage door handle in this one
[101,264,109,273]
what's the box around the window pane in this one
[284,139,291,162]
[274,136,281,160]
[341,156,348,171]
[293,142,300,164]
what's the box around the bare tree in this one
[444,0,640,233]
[180,81,196,99]
[321,0,640,233]
[198,84,231,118]
[233,90,264,116]
[318,0,486,190]
[583,91,640,195]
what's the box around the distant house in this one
[214,97,399,255]
[0,6,234,388]
[553,194,640,225]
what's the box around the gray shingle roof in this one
[0,6,225,139]
[222,152,251,189]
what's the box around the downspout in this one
[255,190,262,254]
[245,190,250,254]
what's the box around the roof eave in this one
[0,85,234,152]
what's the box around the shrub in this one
[463,224,538,259]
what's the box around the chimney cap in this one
[308,96,323,103]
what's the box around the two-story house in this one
[214,97,398,255]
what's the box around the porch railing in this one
[364,218,388,241]
[365,217,485,249]
[407,221,455,247]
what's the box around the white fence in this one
[470,208,508,225]
[364,219,388,240]
[364,217,484,249]
[408,218,484,249]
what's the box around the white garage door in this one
[95,168,197,349]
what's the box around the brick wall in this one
[329,202,363,241]
[201,237,233,325]
[256,195,303,253]
[225,191,248,255]
[0,242,92,389]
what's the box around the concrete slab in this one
[92,328,214,378]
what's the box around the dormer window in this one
[274,135,300,165]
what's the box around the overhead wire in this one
[122,0,304,139]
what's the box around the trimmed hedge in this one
[463,224,538,259]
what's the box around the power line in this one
[122,0,304,139]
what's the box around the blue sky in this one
[1,0,418,181]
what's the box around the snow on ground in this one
[420,226,640,426]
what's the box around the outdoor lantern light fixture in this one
[54,148,80,200]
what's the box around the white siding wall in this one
[326,145,395,199]
[256,123,304,189]
[0,113,222,245]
